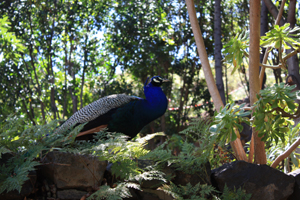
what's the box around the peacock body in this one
[55,76,169,138]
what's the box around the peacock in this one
[55,76,169,139]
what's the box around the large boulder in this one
[288,169,300,200]
[39,151,107,190]
[211,161,295,200]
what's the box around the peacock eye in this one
[153,78,160,83]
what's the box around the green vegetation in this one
[0,113,251,199]
[2,0,300,199]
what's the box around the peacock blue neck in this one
[142,82,168,120]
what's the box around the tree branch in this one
[263,0,286,25]
[283,48,300,61]
[260,63,283,69]
[271,137,300,168]
[273,105,300,119]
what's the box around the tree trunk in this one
[160,114,166,132]
[80,28,89,109]
[27,12,46,121]
[69,68,78,114]
[259,0,268,89]
[63,40,69,119]
[68,37,78,114]
[214,0,226,105]
[185,0,223,112]
[48,2,58,119]
[249,0,267,164]
[21,99,36,125]
[259,0,285,88]
[80,43,87,109]
[177,73,186,131]
[186,0,247,161]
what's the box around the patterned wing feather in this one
[54,94,140,134]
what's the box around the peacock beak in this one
[162,78,170,82]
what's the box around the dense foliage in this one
[0,0,252,133]
[0,114,251,199]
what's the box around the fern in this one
[219,184,251,200]
[0,116,85,194]
[0,158,40,193]
[128,169,166,185]
[162,182,217,200]
[87,182,140,200]
[96,133,165,180]
[143,118,217,174]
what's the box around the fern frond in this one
[161,182,216,200]
[129,170,166,184]
[87,182,134,200]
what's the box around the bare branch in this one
[271,137,300,168]
[266,103,300,119]
[260,63,283,69]
[283,48,300,61]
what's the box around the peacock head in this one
[145,76,169,87]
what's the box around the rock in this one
[288,169,300,200]
[212,161,295,200]
[126,188,174,200]
[39,151,107,190]
[57,189,87,200]
[172,161,211,186]
[141,189,174,200]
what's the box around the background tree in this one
[214,0,226,105]
[0,0,110,123]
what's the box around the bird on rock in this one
[55,76,169,139]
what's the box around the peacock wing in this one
[54,94,140,134]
